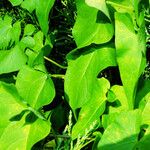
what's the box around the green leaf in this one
[9,0,23,6]
[72,78,110,139]
[115,12,146,109]
[85,0,110,19]
[65,46,117,110]
[102,113,119,129]
[97,110,141,150]
[0,82,50,150]
[23,24,36,36]
[108,85,130,113]
[20,36,35,49]
[0,16,21,49]
[16,66,55,109]
[21,0,36,13]
[0,45,27,74]
[135,79,150,107]
[72,0,114,48]
[136,125,150,149]
[36,0,55,35]
[32,31,44,52]
[106,0,134,13]
[139,92,150,125]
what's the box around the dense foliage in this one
[0,0,150,149]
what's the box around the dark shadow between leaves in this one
[66,41,115,60]
[9,110,29,121]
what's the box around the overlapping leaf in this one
[139,92,150,125]
[115,12,146,109]
[65,46,117,110]
[9,0,55,35]
[0,15,21,49]
[98,110,141,150]
[21,0,36,13]
[137,126,150,149]
[9,0,23,6]
[108,85,130,113]
[72,0,113,48]
[16,66,55,109]
[85,0,110,19]
[36,0,55,35]
[0,82,50,150]
[72,78,110,139]
[0,45,27,74]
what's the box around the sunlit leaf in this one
[115,12,146,109]
[72,78,110,139]
[98,110,141,150]
[108,85,130,113]
[0,16,21,49]
[65,46,117,110]
[16,66,55,109]
[23,24,36,36]
[21,0,36,13]
[0,82,50,150]
[85,0,110,19]
[0,45,27,74]
[139,92,150,125]
[36,0,55,35]
[72,0,113,48]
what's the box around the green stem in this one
[50,74,65,79]
[79,138,95,150]
[44,56,67,69]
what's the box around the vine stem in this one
[44,56,67,69]
[50,74,65,79]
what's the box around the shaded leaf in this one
[135,79,150,107]
[9,0,23,6]
[136,125,150,149]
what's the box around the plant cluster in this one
[0,0,150,150]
